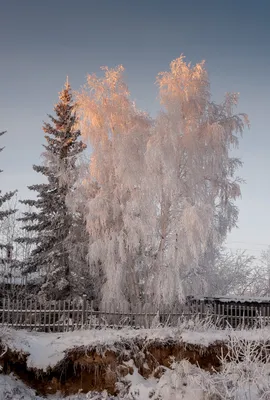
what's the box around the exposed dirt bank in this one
[0,336,227,396]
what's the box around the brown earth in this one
[0,337,227,397]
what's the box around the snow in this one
[117,360,158,399]
[181,330,228,347]
[0,366,202,400]
[2,325,270,399]
[2,327,181,371]
[0,361,269,400]
[3,324,270,372]
[0,374,43,400]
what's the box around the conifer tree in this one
[17,80,87,300]
[0,131,17,265]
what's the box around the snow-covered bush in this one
[177,312,222,332]
[192,331,270,400]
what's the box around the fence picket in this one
[28,299,32,330]
[15,298,18,328]
[97,304,101,328]
[67,299,71,331]
[2,298,5,326]
[82,295,86,328]
[85,299,89,329]
[199,300,203,320]
[262,304,266,326]
[20,299,23,328]
[144,306,148,330]
[57,300,61,331]
[71,299,75,331]
[11,299,14,328]
[48,300,51,332]
[34,299,37,330]
[26,299,28,327]
[77,300,81,328]
[52,301,56,332]
[7,298,10,326]
[243,304,246,327]
[40,301,44,331]
[217,303,221,327]
[238,304,241,327]
[63,300,66,331]
[107,301,110,328]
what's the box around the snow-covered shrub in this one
[176,312,222,333]
[193,331,270,400]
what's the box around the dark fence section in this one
[1,296,270,332]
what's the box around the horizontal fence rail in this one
[1,297,270,332]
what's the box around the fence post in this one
[7,298,10,326]
[2,298,5,326]
[82,294,87,328]
[90,300,93,329]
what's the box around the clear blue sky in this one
[1,0,270,256]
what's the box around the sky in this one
[1,0,270,257]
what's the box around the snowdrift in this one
[1,326,270,397]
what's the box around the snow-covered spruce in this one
[16,80,87,300]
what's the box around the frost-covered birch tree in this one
[142,56,248,308]
[76,66,152,310]
[76,56,248,311]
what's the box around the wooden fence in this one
[1,297,270,332]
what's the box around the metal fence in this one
[1,297,270,332]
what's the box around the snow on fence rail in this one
[1,296,270,332]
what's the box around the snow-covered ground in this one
[1,359,270,400]
[2,327,182,371]
[2,325,270,399]
[3,324,270,372]
[0,363,216,400]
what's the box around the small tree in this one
[18,80,87,300]
[241,247,270,297]
[186,247,255,297]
